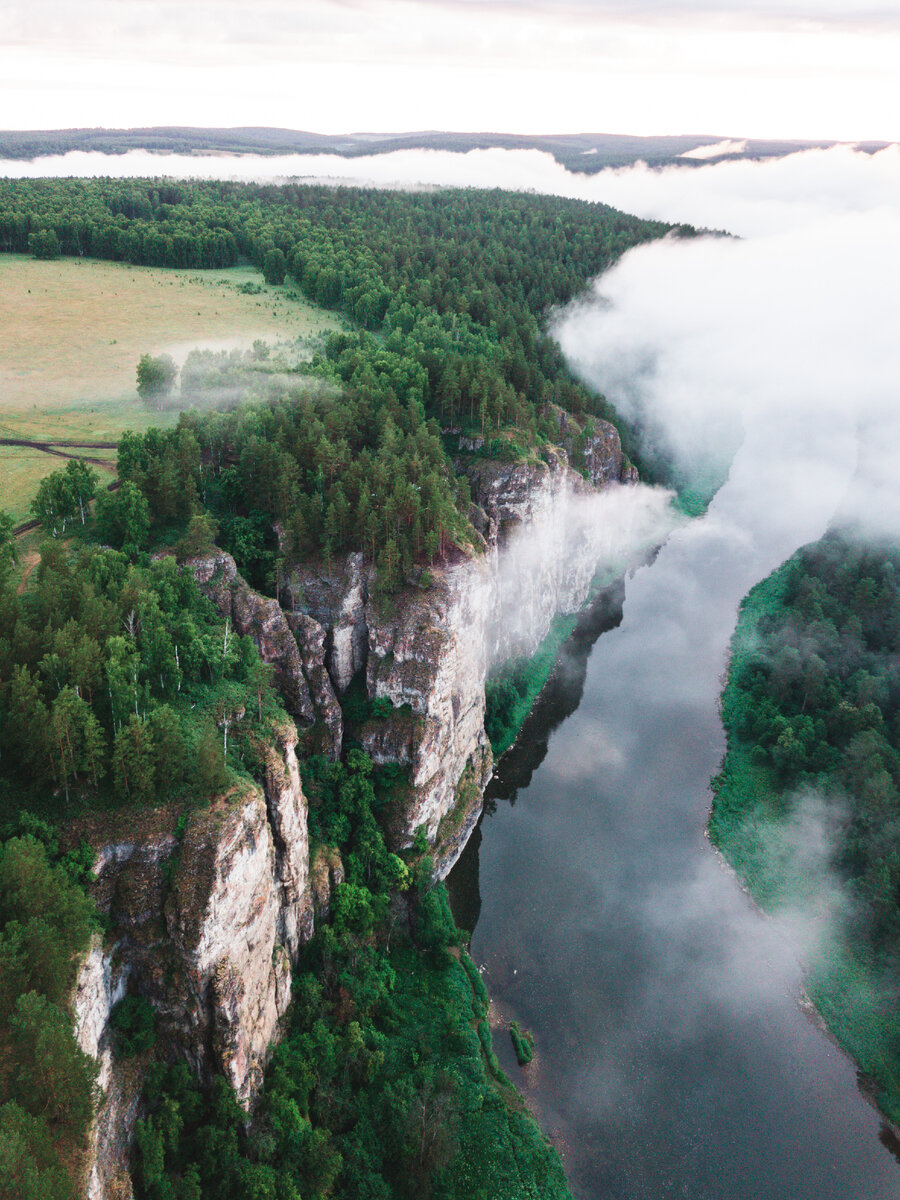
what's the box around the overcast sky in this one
[2,0,899,140]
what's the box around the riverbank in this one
[710,548,900,1127]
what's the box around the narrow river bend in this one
[449,444,900,1200]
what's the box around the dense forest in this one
[712,531,900,1120]
[1,176,681,580]
[1,175,676,1197]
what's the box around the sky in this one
[2,0,900,141]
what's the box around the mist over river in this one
[447,142,900,1196]
[449,460,900,1198]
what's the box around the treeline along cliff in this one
[0,177,681,1198]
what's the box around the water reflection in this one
[448,490,900,1199]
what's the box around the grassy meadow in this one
[0,254,342,520]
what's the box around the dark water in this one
[448,485,900,1200]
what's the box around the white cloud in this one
[553,151,900,553]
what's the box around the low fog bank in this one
[141,338,339,416]
[488,482,680,665]
[3,142,898,238]
[554,158,900,548]
[534,139,900,1148]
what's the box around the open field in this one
[0,254,343,519]
[0,443,117,523]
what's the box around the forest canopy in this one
[712,531,900,1122]
[0,176,679,1199]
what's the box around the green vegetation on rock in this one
[133,752,571,1200]
[485,613,579,758]
[509,1023,535,1067]
[712,531,900,1122]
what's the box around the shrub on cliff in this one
[110,995,158,1060]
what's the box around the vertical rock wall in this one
[72,729,318,1199]
[287,433,637,869]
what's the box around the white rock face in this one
[168,790,291,1102]
[366,552,496,846]
[72,729,317,1199]
[290,445,634,865]
[265,735,314,960]
[74,938,133,1200]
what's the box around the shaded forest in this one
[713,531,900,1120]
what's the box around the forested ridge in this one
[712,531,900,1121]
[0,177,678,432]
[1,176,681,585]
[1,177,675,1197]
[0,127,860,170]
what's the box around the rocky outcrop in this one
[365,560,496,853]
[285,551,368,695]
[284,611,343,759]
[286,433,637,871]
[264,739,314,958]
[165,789,293,1098]
[186,551,342,758]
[185,426,634,868]
[541,403,639,489]
[72,728,316,1199]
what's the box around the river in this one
[448,470,900,1200]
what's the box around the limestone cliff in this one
[185,550,343,759]
[286,430,636,872]
[72,728,319,1200]
[183,428,633,869]
[74,426,635,1195]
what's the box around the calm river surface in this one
[448,459,900,1200]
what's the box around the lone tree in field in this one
[136,354,178,408]
[28,229,59,260]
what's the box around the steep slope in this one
[73,424,634,1196]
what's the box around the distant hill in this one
[0,126,890,171]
